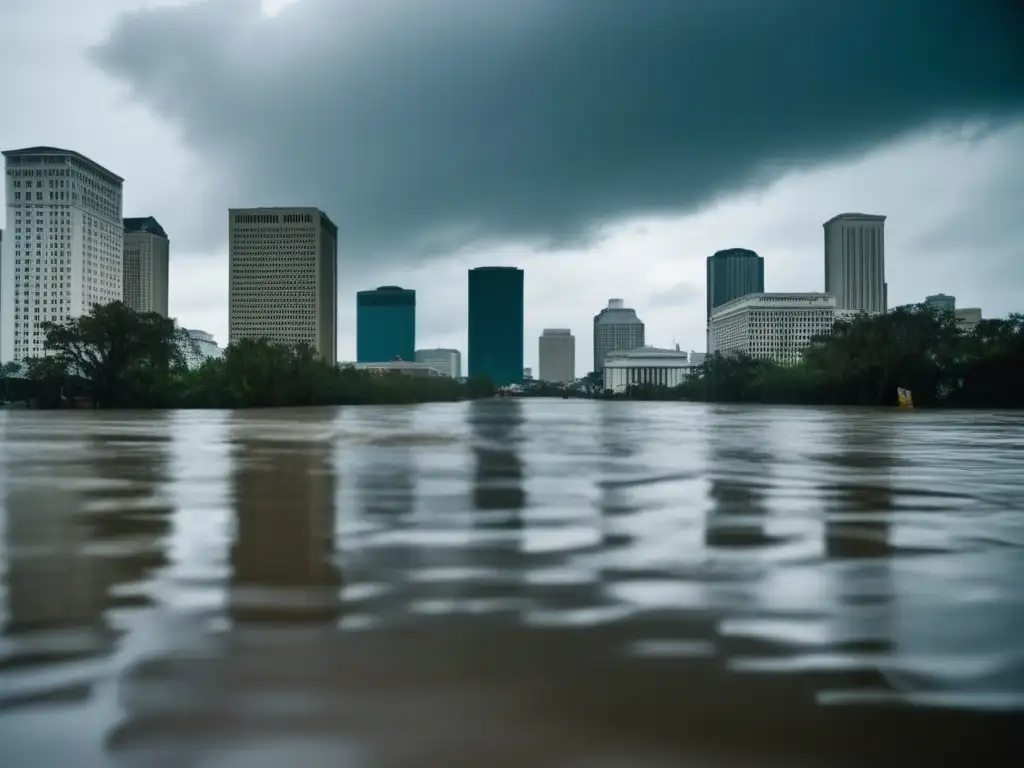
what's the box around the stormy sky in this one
[2,0,1023,373]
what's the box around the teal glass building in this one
[356,286,416,362]
[706,248,764,319]
[468,267,524,386]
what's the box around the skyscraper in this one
[925,293,956,313]
[1,146,124,363]
[706,248,764,320]
[467,267,523,386]
[538,328,575,384]
[593,298,644,373]
[229,207,338,364]
[823,213,886,312]
[356,285,416,362]
[123,216,169,317]
[415,348,461,378]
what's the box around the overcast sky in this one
[3,0,1023,375]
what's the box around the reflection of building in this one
[468,267,524,386]
[346,361,445,377]
[955,307,982,332]
[228,207,338,364]
[823,213,887,313]
[356,285,416,363]
[229,420,341,623]
[1,146,125,363]
[823,422,893,560]
[123,216,169,317]
[179,328,223,369]
[415,347,461,378]
[469,400,526,515]
[538,328,575,384]
[710,293,836,365]
[925,293,955,313]
[593,299,645,373]
[706,248,764,320]
[603,347,693,393]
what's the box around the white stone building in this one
[593,298,645,373]
[2,146,124,363]
[229,207,338,364]
[603,346,694,393]
[414,348,461,378]
[538,328,575,383]
[346,361,445,377]
[823,213,886,313]
[180,328,223,370]
[709,293,836,366]
[123,216,169,317]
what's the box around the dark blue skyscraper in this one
[356,286,416,362]
[706,248,765,319]
[468,267,524,386]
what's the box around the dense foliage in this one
[594,305,1024,408]
[8,302,495,409]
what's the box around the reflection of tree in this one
[228,416,341,624]
[823,422,893,560]
[469,400,526,518]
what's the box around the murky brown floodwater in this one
[1,401,1022,766]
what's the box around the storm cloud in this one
[92,0,1024,260]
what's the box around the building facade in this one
[414,348,461,378]
[2,146,124,363]
[955,307,982,331]
[925,293,956,313]
[228,207,338,364]
[356,285,415,362]
[823,213,886,313]
[538,328,575,383]
[710,292,836,366]
[346,361,444,377]
[593,298,645,373]
[603,347,694,394]
[180,328,223,370]
[467,266,524,386]
[706,248,764,320]
[123,216,169,317]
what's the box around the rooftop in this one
[124,216,168,239]
[822,212,887,227]
[3,146,124,183]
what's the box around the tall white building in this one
[123,216,169,317]
[593,298,645,373]
[414,348,461,378]
[709,293,836,366]
[538,328,575,383]
[823,213,886,313]
[1,147,124,363]
[229,207,338,365]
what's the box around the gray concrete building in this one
[823,213,886,313]
[538,328,575,384]
[123,216,169,317]
[593,299,644,373]
[925,293,956,313]
[414,348,461,378]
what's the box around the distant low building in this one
[346,361,445,378]
[955,307,982,331]
[415,348,461,378]
[710,292,836,366]
[180,328,223,369]
[603,347,694,394]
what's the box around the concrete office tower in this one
[823,213,887,312]
[356,285,415,362]
[467,266,524,386]
[1,146,124,364]
[123,216,169,317]
[593,298,645,373]
[538,328,575,384]
[228,207,338,364]
[415,348,461,378]
[706,248,764,320]
[925,293,956,313]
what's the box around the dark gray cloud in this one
[92,0,1024,259]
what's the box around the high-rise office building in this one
[593,298,645,373]
[356,285,415,362]
[706,248,764,320]
[823,213,886,313]
[228,207,338,364]
[538,328,575,384]
[415,348,461,378]
[1,146,124,363]
[123,216,169,317]
[467,266,524,386]
[925,293,956,313]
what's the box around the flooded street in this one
[1,400,1022,766]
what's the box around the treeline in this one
[599,305,1024,408]
[2,302,495,409]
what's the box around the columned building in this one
[823,213,886,313]
[356,285,415,362]
[228,207,338,364]
[709,293,836,366]
[603,347,694,394]
[467,266,524,386]
[593,298,645,373]
[2,146,124,363]
[123,216,169,317]
[538,328,575,383]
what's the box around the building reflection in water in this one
[469,399,526,522]
[228,413,342,625]
[356,409,416,521]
